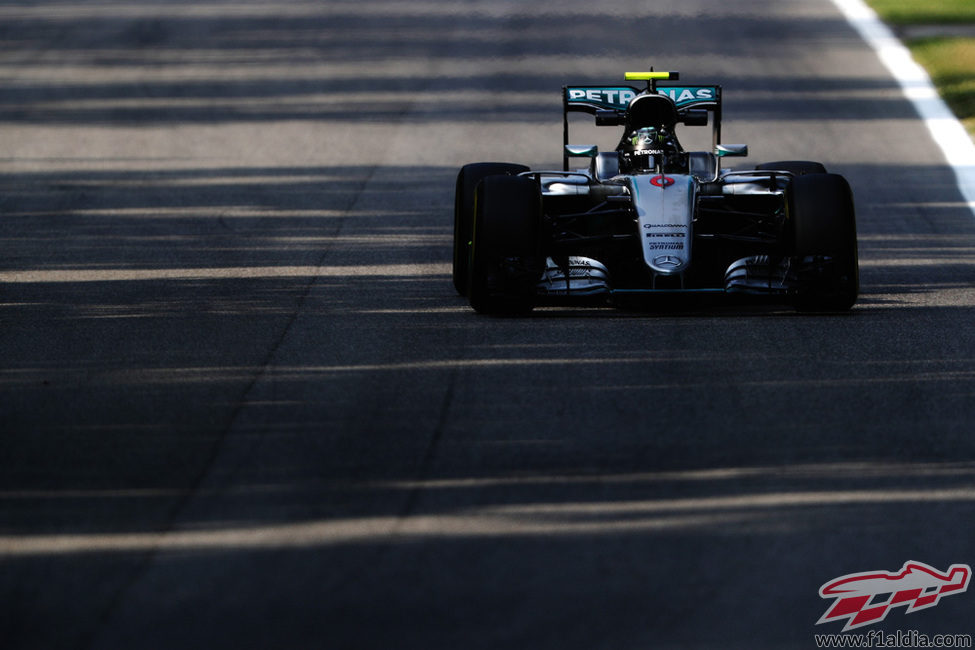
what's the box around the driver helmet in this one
[623,126,668,170]
[630,127,664,150]
[630,126,673,153]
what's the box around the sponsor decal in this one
[565,86,717,110]
[565,87,638,110]
[650,175,676,188]
[817,561,971,632]
[656,87,715,106]
[646,242,684,250]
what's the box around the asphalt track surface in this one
[2,1,975,648]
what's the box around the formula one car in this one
[452,70,859,314]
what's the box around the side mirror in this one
[565,144,599,158]
[715,144,748,158]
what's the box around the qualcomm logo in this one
[817,561,971,632]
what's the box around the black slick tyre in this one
[789,173,859,312]
[453,162,529,295]
[468,174,542,315]
[757,161,828,176]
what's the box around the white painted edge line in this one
[830,0,975,215]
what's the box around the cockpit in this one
[617,93,688,173]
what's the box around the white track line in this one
[831,0,975,215]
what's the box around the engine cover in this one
[627,174,695,276]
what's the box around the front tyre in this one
[789,173,859,312]
[468,174,543,315]
[453,162,529,295]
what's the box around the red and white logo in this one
[650,175,675,188]
[817,561,971,631]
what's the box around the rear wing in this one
[562,73,723,170]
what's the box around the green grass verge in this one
[868,0,975,25]
[907,37,975,137]
[864,1,975,138]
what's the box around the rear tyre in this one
[468,174,543,315]
[757,160,827,175]
[789,173,859,312]
[453,162,529,295]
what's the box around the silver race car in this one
[453,70,859,314]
